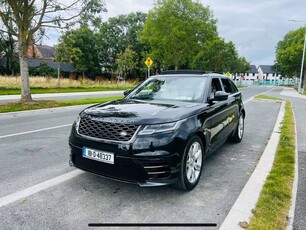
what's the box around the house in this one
[27,44,55,60]
[26,44,75,73]
[244,65,258,80]
[231,65,258,81]
[258,65,281,81]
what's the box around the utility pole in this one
[289,20,306,94]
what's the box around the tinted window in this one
[210,78,222,99]
[221,78,237,94]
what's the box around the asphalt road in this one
[0,86,281,229]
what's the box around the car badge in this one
[120,131,128,137]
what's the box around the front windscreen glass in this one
[127,76,207,102]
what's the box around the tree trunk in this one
[19,55,32,102]
[175,56,179,71]
[57,63,61,88]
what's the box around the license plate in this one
[82,147,114,164]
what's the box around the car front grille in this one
[78,117,139,142]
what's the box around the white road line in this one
[243,88,275,104]
[0,124,71,139]
[0,170,84,208]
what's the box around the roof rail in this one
[160,70,223,75]
[160,70,205,75]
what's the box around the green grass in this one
[0,87,134,95]
[248,95,295,230]
[255,94,283,101]
[0,96,123,113]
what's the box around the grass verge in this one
[0,96,123,113]
[248,95,295,230]
[0,87,133,95]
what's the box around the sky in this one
[45,0,306,66]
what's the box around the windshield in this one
[127,76,207,102]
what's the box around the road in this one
[0,91,124,103]
[0,86,281,229]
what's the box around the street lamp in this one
[289,19,306,94]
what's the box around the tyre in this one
[230,113,244,143]
[174,136,204,191]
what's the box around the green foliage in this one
[276,27,306,77]
[98,12,147,74]
[29,62,58,77]
[56,26,100,77]
[116,45,138,78]
[192,38,249,73]
[140,0,217,70]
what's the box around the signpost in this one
[145,57,154,78]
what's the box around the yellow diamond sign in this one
[226,72,231,77]
[145,57,153,68]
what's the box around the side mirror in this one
[209,91,229,104]
[124,89,132,97]
[214,91,229,101]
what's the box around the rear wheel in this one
[230,113,244,143]
[174,136,204,191]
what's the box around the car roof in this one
[153,73,226,78]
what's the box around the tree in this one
[276,27,306,90]
[55,26,99,80]
[98,12,147,74]
[115,45,138,80]
[0,0,105,102]
[140,0,217,70]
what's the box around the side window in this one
[210,78,222,98]
[221,78,237,94]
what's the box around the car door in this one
[206,77,230,153]
[220,78,240,136]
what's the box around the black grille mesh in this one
[78,117,139,142]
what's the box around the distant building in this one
[244,65,258,80]
[231,65,258,81]
[0,44,75,74]
[258,65,281,81]
[26,44,75,73]
[27,44,56,60]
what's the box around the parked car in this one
[69,72,245,190]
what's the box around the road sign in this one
[145,57,153,68]
[226,72,231,77]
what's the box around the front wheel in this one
[230,113,244,143]
[174,136,204,191]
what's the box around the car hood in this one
[81,99,208,125]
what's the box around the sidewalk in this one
[0,90,124,102]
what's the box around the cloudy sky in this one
[46,0,306,66]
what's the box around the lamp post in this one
[299,29,306,94]
[289,20,306,94]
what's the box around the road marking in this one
[243,88,275,104]
[0,170,84,208]
[0,124,71,139]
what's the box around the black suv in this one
[69,72,245,190]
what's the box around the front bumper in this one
[69,127,185,186]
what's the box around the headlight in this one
[138,119,187,135]
[75,115,81,130]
